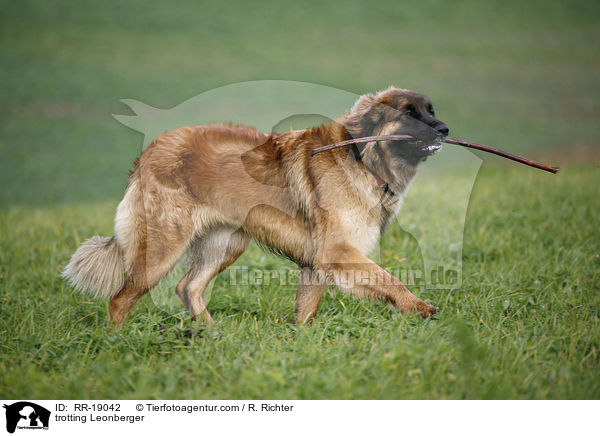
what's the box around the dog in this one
[63,87,449,325]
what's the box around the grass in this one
[1,166,599,399]
[0,0,599,399]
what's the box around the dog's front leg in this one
[295,267,325,324]
[315,243,437,317]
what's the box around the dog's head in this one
[344,87,449,158]
[342,87,449,193]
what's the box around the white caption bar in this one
[1,400,595,435]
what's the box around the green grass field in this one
[1,0,599,399]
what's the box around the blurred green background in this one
[1,0,598,206]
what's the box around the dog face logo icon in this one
[3,402,50,433]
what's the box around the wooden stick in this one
[442,137,559,174]
[309,134,418,156]
[310,134,559,174]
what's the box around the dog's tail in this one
[62,175,145,298]
[62,236,125,299]
[63,176,144,299]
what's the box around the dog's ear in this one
[240,136,288,188]
[343,94,384,138]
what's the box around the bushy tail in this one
[62,236,125,299]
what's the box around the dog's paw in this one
[416,300,438,318]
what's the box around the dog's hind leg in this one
[109,203,195,325]
[295,268,325,324]
[175,228,249,322]
[109,234,192,325]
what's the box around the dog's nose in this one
[434,123,449,137]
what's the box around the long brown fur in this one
[63,87,450,325]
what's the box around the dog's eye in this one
[403,104,417,117]
[427,104,435,115]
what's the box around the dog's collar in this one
[342,129,394,196]
[350,143,394,195]
[370,171,394,196]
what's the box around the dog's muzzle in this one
[434,123,449,137]
[421,123,449,155]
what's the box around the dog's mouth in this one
[391,137,442,164]
[408,136,443,157]
[397,124,445,158]
[420,142,443,156]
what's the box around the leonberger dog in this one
[64,87,449,325]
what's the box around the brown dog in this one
[64,87,449,325]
